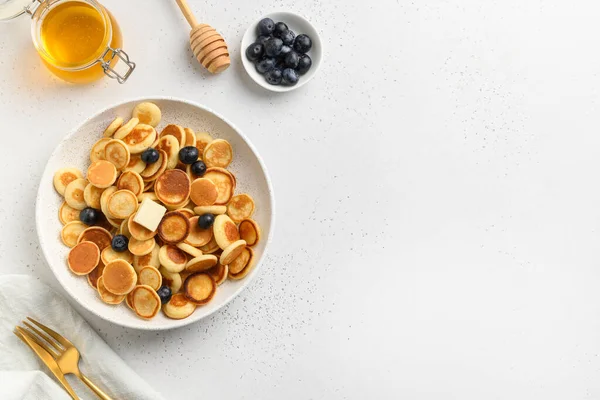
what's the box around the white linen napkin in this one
[0,274,164,400]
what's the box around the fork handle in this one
[78,373,114,400]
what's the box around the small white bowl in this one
[36,97,275,330]
[241,12,322,92]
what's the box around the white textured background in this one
[2,0,600,398]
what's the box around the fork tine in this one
[15,326,60,359]
[26,317,72,348]
[22,321,64,352]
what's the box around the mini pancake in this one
[159,267,183,293]
[155,134,181,170]
[213,214,239,250]
[87,260,105,289]
[199,235,220,253]
[64,178,88,210]
[61,221,87,248]
[189,178,218,206]
[227,194,255,223]
[164,199,190,211]
[128,237,156,256]
[176,242,203,258]
[195,132,213,156]
[158,245,188,272]
[59,202,80,225]
[185,254,218,273]
[184,128,196,147]
[228,247,254,280]
[107,190,138,220]
[133,244,160,271]
[131,284,161,319]
[203,168,234,205]
[140,149,167,181]
[193,205,227,215]
[97,277,125,305]
[83,184,104,209]
[138,192,159,203]
[158,211,190,244]
[119,219,131,237]
[77,226,112,250]
[113,117,139,140]
[184,273,216,305]
[124,154,146,174]
[126,291,135,309]
[155,169,191,206]
[137,266,162,291]
[220,240,247,265]
[53,168,84,196]
[102,259,137,295]
[117,170,144,197]
[104,139,130,170]
[90,138,110,163]
[203,139,232,168]
[101,246,134,265]
[122,124,157,154]
[67,241,100,275]
[132,102,161,127]
[186,216,213,247]
[239,219,260,247]
[100,186,118,218]
[87,160,117,189]
[207,263,228,285]
[103,116,123,137]
[160,124,186,148]
[163,293,196,319]
[178,208,195,219]
[128,213,157,241]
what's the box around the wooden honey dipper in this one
[174,0,230,74]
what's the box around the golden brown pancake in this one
[103,117,123,137]
[87,160,117,189]
[140,149,167,181]
[64,178,88,210]
[133,244,160,271]
[67,241,100,275]
[163,293,196,319]
[220,240,247,265]
[113,117,139,140]
[158,211,190,244]
[124,154,146,174]
[199,235,220,254]
[128,237,156,256]
[193,205,227,215]
[228,247,254,280]
[176,242,203,258]
[90,138,110,163]
[194,132,213,157]
[155,169,191,206]
[227,194,255,223]
[159,267,183,293]
[102,259,136,295]
[97,277,125,304]
[87,260,105,289]
[132,102,161,127]
[184,273,216,305]
[159,244,188,272]
[104,139,130,170]
[107,189,138,219]
[203,168,234,205]
[77,226,112,250]
[186,216,213,247]
[189,178,218,206]
[155,134,181,169]
[122,124,157,154]
[132,285,161,318]
[207,262,228,285]
[53,168,83,195]
[137,266,162,291]
[184,128,196,147]
[159,124,186,148]
[101,246,134,265]
[238,219,261,247]
[59,202,81,225]
[213,214,240,250]
[117,170,144,197]
[128,212,158,241]
[203,139,232,168]
[83,183,104,209]
[185,255,218,273]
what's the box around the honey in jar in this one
[0,0,134,84]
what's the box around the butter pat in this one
[134,199,166,231]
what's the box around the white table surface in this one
[2,0,600,398]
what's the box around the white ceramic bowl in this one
[36,97,275,330]
[241,11,322,92]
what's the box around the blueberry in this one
[141,148,159,164]
[191,160,207,177]
[265,68,283,85]
[245,42,264,62]
[293,34,312,53]
[284,51,300,69]
[79,208,100,225]
[157,285,172,304]
[198,213,215,229]
[279,45,292,58]
[280,30,295,46]
[282,68,299,85]
[256,57,276,74]
[257,35,272,46]
[273,22,288,38]
[296,54,312,74]
[179,146,199,164]
[257,18,275,35]
[264,37,283,57]
[111,234,129,252]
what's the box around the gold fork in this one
[19,317,114,400]
[14,327,80,400]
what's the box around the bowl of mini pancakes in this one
[36,97,274,330]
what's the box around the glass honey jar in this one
[0,0,135,84]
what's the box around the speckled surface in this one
[3,0,600,398]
